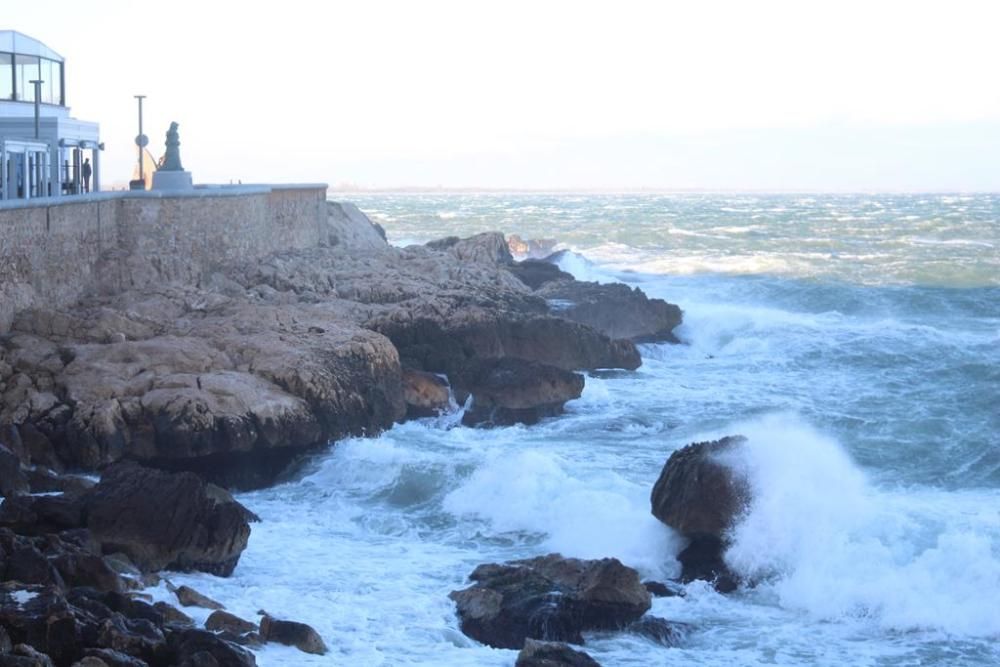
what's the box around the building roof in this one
[0,30,64,62]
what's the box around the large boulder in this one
[453,358,584,427]
[259,615,327,655]
[538,281,682,343]
[650,436,750,590]
[507,235,557,260]
[84,463,254,576]
[449,553,651,649]
[0,444,29,497]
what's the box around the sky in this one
[7,0,1000,191]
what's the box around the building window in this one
[39,58,61,104]
[14,53,39,102]
[0,53,11,100]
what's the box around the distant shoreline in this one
[329,187,999,196]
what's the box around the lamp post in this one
[134,95,147,184]
[29,80,43,138]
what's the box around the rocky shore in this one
[0,201,692,664]
[1,203,680,489]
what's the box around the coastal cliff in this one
[1,202,682,489]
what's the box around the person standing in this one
[82,158,92,193]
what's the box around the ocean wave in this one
[720,414,1000,637]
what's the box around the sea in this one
[150,193,1000,666]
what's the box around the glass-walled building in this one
[0,30,101,201]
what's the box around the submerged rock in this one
[449,553,651,649]
[515,638,602,666]
[85,463,253,576]
[650,436,750,590]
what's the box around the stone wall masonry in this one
[0,184,327,331]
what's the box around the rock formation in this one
[449,553,651,649]
[515,639,602,666]
[650,436,750,591]
[0,202,670,488]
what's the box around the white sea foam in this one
[720,414,1000,637]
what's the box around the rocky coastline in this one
[0,202,714,665]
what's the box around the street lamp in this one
[133,95,148,188]
[29,80,43,138]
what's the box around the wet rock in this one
[205,611,256,635]
[3,645,55,667]
[450,553,651,649]
[166,629,256,667]
[71,657,113,667]
[173,586,224,611]
[0,494,84,535]
[537,281,682,343]
[507,259,574,290]
[94,614,165,663]
[515,638,602,667]
[650,436,750,589]
[83,648,149,666]
[259,615,327,655]
[401,369,451,419]
[0,444,29,497]
[625,616,689,646]
[455,358,584,427]
[24,467,95,497]
[152,602,194,627]
[85,463,252,576]
[642,580,685,598]
[446,232,514,266]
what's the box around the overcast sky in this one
[9,0,1000,190]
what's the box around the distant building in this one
[0,30,101,200]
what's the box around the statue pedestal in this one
[152,170,194,191]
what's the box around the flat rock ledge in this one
[449,553,651,649]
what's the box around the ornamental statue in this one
[160,121,184,172]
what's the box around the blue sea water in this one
[152,194,1000,666]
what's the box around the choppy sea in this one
[151,193,1000,666]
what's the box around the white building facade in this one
[0,30,101,200]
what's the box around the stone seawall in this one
[0,184,327,331]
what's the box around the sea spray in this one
[720,414,1000,636]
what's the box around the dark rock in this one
[52,551,126,593]
[538,281,682,343]
[676,537,739,593]
[212,631,262,649]
[259,615,327,655]
[205,611,256,635]
[449,553,651,649]
[401,369,451,419]
[650,436,750,589]
[642,580,685,598]
[0,444,29,497]
[507,260,574,290]
[515,638,602,667]
[0,624,11,652]
[0,494,84,535]
[94,614,165,663]
[84,648,149,666]
[173,586,224,611]
[24,467,95,496]
[72,657,113,667]
[152,602,194,628]
[5,544,64,587]
[454,358,584,427]
[167,629,256,667]
[85,463,252,576]
[625,616,689,646]
[3,645,55,667]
